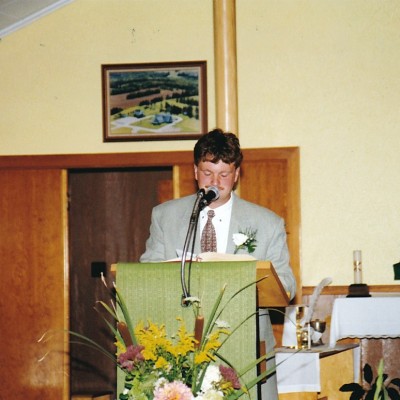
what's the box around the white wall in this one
[1,0,400,287]
[237,1,400,286]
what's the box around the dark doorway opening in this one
[68,166,172,396]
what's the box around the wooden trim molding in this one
[302,284,400,296]
[0,152,194,169]
[0,147,299,170]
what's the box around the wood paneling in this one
[173,164,196,198]
[0,169,68,400]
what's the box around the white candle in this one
[353,250,362,284]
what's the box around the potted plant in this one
[340,359,400,399]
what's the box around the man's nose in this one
[210,174,220,186]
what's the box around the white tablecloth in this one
[276,351,320,393]
[276,344,357,393]
[329,297,400,347]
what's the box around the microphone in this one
[199,186,220,208]
[180,185,220,306]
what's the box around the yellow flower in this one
[135,321,173,361]
[204,331,223,351]
[175,322,196,355]
[115,339,126,355]
[154,356,169,369]
[193,328,230,365]
[194,350,214,364]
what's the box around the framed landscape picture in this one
[102,61,207,142]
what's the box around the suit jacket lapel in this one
[180,198,202,256]
[226,194,244,254]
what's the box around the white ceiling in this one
[0,0,73,38]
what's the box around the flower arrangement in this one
[66,276,272,400]
[116,315,238,400]
[232,229,257,254]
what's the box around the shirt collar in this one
[202,193,233,218]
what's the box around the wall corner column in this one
[213,0,239,136]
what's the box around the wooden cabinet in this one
[278,345,356,400]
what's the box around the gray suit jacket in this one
[140,193,296,300]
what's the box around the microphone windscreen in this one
[205,186,219,202]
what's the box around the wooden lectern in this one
[111,260,290,308]
[255,261,290,307]
[111,260,289,399]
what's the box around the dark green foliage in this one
[340,363,400,400]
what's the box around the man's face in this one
[194,160,240,208]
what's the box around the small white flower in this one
[233,229,257,254]
[154,377,168,390]
[200,365,222,393]
[214,319,230,329]
[232,233,248,247]
[201,389,224,400]
[184,296,201,304]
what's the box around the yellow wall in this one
[1,0,400,287]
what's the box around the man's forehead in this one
[198,159,236,170]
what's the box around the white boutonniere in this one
[232,229,257,254]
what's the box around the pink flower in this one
[153,380,193,400]
[118,344,144,371]
[219,365,240,389]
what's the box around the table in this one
[276,344,357,400]
[329,297,400,347]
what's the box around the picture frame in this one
[102,61,207,142]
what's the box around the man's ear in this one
[234,167,240,182]
[194,164,198,180]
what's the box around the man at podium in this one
[140,128,296,400]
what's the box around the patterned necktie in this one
[200,210,217,252]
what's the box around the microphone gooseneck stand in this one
[180,190,206,307]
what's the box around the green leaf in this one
[218,310,258,350]
[68,331,117,363]
[364,363,374,384]
[115,286,137,345]
[387,387,400,400]
[199,285,227,348]
[340,383,364,392]
[374,361,384,400]
[390,378,400,390]
[214,275,267,324]
[97,300,118,320]
[351,389,367,400]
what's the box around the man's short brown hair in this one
[194,128,243,168]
